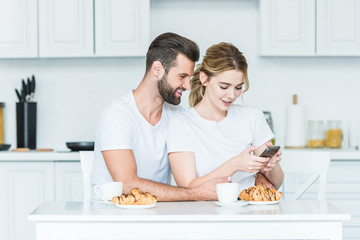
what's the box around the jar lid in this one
[0,102,4,107]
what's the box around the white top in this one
[168,105,274,189]
[92,91,182,185]
[28,201,350,222]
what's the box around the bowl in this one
[66,142,94,151]
[0,144,11,151]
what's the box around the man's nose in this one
[183,77,191,90]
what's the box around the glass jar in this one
[0,102,4,144]
[325,120,342,148]
[307,120,325,148]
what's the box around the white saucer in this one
[214,201,248,207]
[245,200,279,205]
[114,203,157,209]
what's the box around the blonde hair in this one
[189,42,249,107]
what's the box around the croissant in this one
[239,184,282,201]
[112,188,158,205]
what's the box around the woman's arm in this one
[254,141,284,189]
[169,146,269,188]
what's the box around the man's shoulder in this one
[102,92,133,114]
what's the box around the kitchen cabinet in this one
[260,0,360,56]
[317,0,360,56]
[0,0,38,58]
[55,162,83,201]
[0,162,54,240]
[95,0,150,56]
[0,0,149,58]
[38,0,94,57]
[0,154,83,240]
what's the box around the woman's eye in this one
[220,86,228,90]
[236,87,242,90]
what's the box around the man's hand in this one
[255,172,275,189]
[191,176,231,201]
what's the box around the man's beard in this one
[158,74,182,105]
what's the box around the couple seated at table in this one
[91,32,284,201]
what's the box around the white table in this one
[28,200,350,240]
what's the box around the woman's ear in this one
[199,71,209,86]
[152,61,165,80]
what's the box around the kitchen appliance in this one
[0,102,4,144]
[263,111,275,145]
[66,142,94,151]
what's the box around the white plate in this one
[114,203,157,209]
[245,200,279,205]
[214,201,248,207]
[93,200,114,205]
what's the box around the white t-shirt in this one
[167,104,274,191]
[92,91,182,186]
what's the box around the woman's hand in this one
[261,142,282,173]
[233,146,269,173]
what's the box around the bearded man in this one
[92,33,228,201]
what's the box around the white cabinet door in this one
[317,0,360,56]
[95,0,150,56]
[55,162,83,201]
[0,0,37,58]
[0,162,54,240]
[260,0,315,56]
[38,0,93,57]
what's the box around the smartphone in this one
[259,146,280,158]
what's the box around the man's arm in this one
[103,149,226,201]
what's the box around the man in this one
[92,32,228,201]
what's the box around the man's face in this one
[158,54,195,105]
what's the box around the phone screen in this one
[259,146,280,158]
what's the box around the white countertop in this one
[1,148,360,161]
[28,200,350,222]
[282,148,360,160]
[0,151,80,161]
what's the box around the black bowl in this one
[0,144,11,151]
[66,142,94,151]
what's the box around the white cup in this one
[216,183,239,203]
[93,182,123,201]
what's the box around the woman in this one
[167,42,283,192]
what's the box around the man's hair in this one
[145,32,200,74]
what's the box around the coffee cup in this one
[216,183,239,203]
[93,182,123,201]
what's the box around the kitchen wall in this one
[1,0,360,150]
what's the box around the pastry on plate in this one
[112,188,158,205]
[239,184,282,201]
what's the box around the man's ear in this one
[152,61,165,79]
[199,71,209,86]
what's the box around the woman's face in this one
[202,69,245,112]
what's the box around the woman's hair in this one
[189,42,249,107]
[145,32,199,74]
